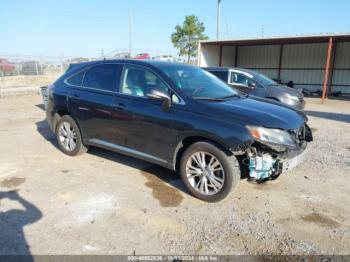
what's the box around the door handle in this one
[115,103,126,111]
[71,94,80,101]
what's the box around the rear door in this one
[67,63,123,142]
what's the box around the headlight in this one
[286,93,300,102]
[246,126,296,151]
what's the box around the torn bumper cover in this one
[244,123,312,182]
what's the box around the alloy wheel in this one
[185,151,225,195]
[58,121,77,152]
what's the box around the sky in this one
[1,0,350,59]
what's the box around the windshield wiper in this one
[217,94,241,100]
[193,94,241,101]
[192,97,225,101]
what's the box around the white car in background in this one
[154,55,174,62]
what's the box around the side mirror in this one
[248,82,256,89]
[147,88,171,110]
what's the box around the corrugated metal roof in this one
[200,33,350,46]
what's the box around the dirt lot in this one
[0,73,60,89]
[0,95,349,255]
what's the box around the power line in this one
[0,9,174,27]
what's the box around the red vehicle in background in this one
[134,53,151,60]
[0,58,15,76]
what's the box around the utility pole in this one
[60,53,63,73]
[15,53,19,75]
[39,54,42,75]
[261,25,264,37]
[225,18,230,38]
[129,9,133,58]
[216,0,222,39]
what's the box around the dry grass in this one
[0,73,61,89]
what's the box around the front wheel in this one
[180,142,241,202]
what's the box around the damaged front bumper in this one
[244,123,312,183]
[232,123,312,183]
[246,145,307,183]
[279,147,307,173]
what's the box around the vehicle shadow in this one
[35,120,58,148]
[0,190,42,260]
[35,104,45,111]
[35,119,248,202]
[34,119,189,198]
[88,147,189,197]
[306,110,350,124]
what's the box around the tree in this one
[171,15,208,63]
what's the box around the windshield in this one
[158,65,239,99]
[252,71,278,86]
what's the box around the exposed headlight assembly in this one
[286,93,300,102]
[246,126,296,152]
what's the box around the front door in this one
[109,64,174,164]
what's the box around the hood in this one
[200,97,305,130]
[268,85,303,98]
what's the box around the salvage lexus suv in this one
[47,60,312,202]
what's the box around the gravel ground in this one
[0,95,349,256]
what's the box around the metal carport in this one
[198,33,350,102]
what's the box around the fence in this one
[0,52,191,89]
[0,55,67,89]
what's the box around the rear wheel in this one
[180,141,240,202]
[55,115,88,156]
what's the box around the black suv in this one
[47,60,312,202]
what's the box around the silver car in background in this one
[203,67,305,110]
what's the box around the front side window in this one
[121,66,168,97]
[158,65,238,99]
[83,64,123,92]
[230,72,253,86]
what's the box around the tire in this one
[55,115,88,156]
[179,141,240,202]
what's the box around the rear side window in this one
[210,71,228,83]
[66,71,85,86]
[83,64,123,92]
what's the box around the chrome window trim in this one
[64,62,186,105]
[228,69,254,87]
[64,67,88,88]
[64,63,124,94]
[89,138,167,164]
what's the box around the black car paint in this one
[47,60,307,171]
[203,67,305,110]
